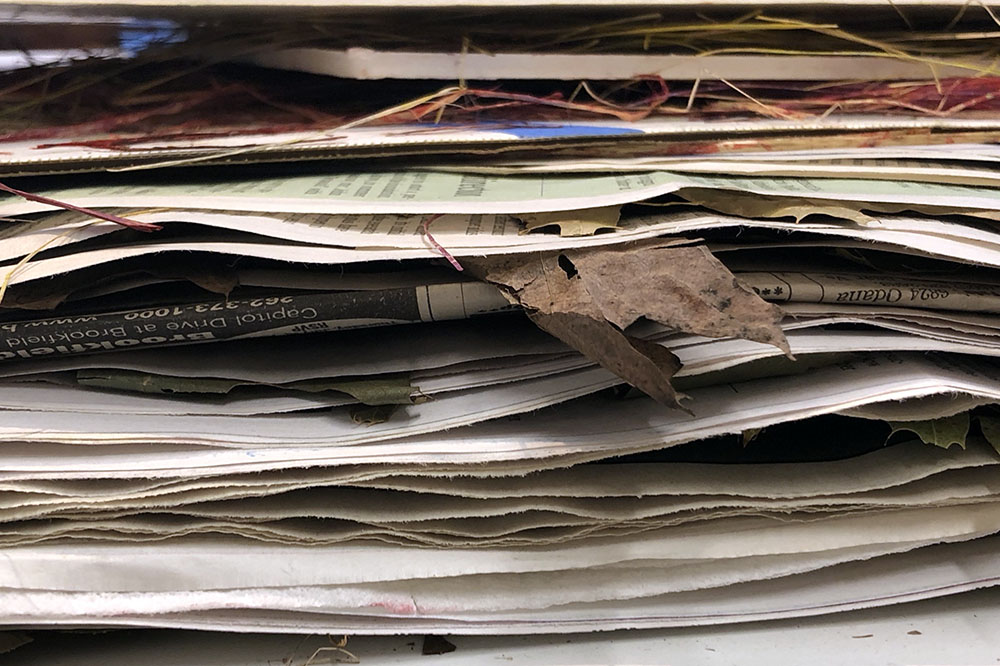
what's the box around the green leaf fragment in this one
[77,371,242,395]
[75,369,421,406]
[316,377,425,406]
[888,412,971,450]
[517,205,621,237]
[350,403,399,426]
[741,427,763,447]
[976,415,1000,455]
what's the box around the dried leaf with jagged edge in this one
[467,240,790,410]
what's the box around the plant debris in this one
[421,635,457,656]
[468,240,790,409]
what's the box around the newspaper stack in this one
[3,0,1000,642]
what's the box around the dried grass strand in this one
[109,86,465,172]
[0,220,101,307]
[422,213,463,272]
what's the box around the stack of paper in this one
[4,0,1000,647]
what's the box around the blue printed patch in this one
[119,19,187,56]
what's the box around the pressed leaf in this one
[517,205,621,237]
[678,188,1000,227]
[675,188,879,225]
[976,414,1000,455]
[305,377,424,406]
[468,240,789,409]
[742,427,764,447]
[76,369,421,406]
[350,403,399,426]
[888,412,971,450]
[0,632,32,656]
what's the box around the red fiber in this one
[422,213,463,272]
[0,182,161,232]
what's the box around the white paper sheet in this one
[0,353,995,478]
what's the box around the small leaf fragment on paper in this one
[0,632,32,655]
[77,369,421,405]
[976,413,1000,455]
[421,635,457,655]
[888,412,971,450]
[742,427,763,447]
[674,188,879,225]
[350,403,399,426]
[517,205,621,237]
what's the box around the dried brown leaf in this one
[532,311,686,408]
[565,242,791,355]
[467,240,789,409]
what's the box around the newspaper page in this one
[8,171,1000,218]
[738,271,1000,313]
[0,281,512,362]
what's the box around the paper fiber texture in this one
[0,438,986,520]
[24,466,1000,519]
[358,440,1000,500]
[1,503,997,592]
[24,536,998,635]
[0,440,990,519]
[8,465,1000,529]
[0,539,960,621]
